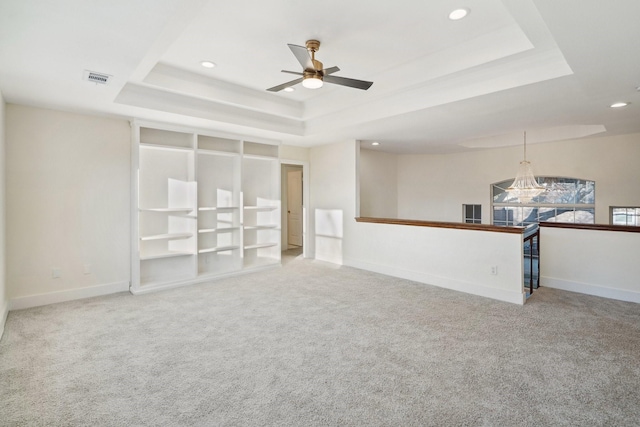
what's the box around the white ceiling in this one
[1,0,639,153]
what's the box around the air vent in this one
[83,70,112,85]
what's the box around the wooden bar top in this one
[355,217,526,234]
[539,222,640,233]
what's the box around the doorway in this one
[281,162,307,257]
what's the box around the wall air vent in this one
[83,70,112,85]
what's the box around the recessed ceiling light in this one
[284,87,295,92]
[610,102,629,108]
[371,142,380,146]
[449,8,469,20]
[201,61,216,69]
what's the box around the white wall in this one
[6,105,131,309]
[280,144,309,162]
[348,221,525,304]
[310,140,525,304]
[359,147,398,218]
[309,141,356,264]
[397,151,492,222]
[396,133,640,223]
[0,92,7,339]
[541,227,640,303]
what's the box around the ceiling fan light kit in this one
[302,73,323,89]
[267,39,373,92]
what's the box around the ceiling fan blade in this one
[323,66,340,75]
[266,77,303,92]
[323,75,373,90]
[281,70,304,76]
[288,44,315,70]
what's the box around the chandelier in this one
[506,131,545,203]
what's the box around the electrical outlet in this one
[52,269,61,279]
[491,266,498,275]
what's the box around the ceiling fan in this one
[267,40,373,92]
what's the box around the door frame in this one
[281,159,309,258]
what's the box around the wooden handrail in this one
[355,217,526,234]
[539,222,640,233]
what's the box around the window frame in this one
[463,204,482,224]
[491,176,595,226]
[610,206,640,226]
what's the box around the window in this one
[491,177,595,226]
[463,204,481,224]
[611,207,640,226]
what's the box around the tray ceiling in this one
[0,0,638,153]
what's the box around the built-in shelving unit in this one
[196,135,243,277]
[131,122,281,293]
[241,142,281,269]
[135,127,197,289]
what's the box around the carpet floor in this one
[1,251,639,426]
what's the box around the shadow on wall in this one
[315,209,343,264]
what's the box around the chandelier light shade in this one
[506,131,545,203]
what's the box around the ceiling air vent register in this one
[83,70,112,85]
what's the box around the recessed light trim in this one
[371,142,380,146]
[283,87,295,92]
[449,8,469,20]
[201,61,216,69]
[610,102,629,108]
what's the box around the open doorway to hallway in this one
[281,163,304,258]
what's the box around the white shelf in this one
[243,206,278,211]
[243,154,278,161]
[140,251,194,261]
[243,224,278,230]
[198,206,239,211]
[198,227,239,234]
[140,207,194,213]
[244,242,278,250]
[140,233,193,241]
[140,143,193,153]
[197,149,240,157]
[198,245,240,254]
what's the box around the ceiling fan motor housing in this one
[266,39,373,92]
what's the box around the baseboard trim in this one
[0,300,9,341]
[130,263,281,295]
[9,281,130,311]
[541,276,640,304]
[344,258,525,305]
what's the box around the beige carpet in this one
[1,252,639,426]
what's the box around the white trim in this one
[0,301,9,341]
[542,276,640,304]
[130,263,280,295]
[345,258,525,305]
[280,159,310,259]
[9,281,130,311]
[130,120,140,294]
